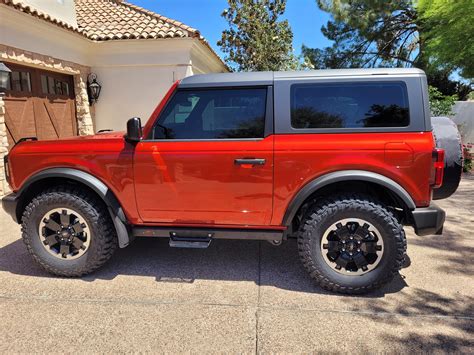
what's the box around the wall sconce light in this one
[0,62,12,93]
[87,73,101,105]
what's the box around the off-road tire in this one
[21,186,118,276]
[297,194,406,294]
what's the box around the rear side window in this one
[291,82,409,129]
[151,88,267,139]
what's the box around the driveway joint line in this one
[1,294,472,321]
[255,241,262,354]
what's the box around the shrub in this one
[429,86,457,116]
[463,144,473,173]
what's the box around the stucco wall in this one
[0,6,89,65]
[91,39,201,131]
[21,0,78,27]
[451,101,474,144]
[93,65,190,131]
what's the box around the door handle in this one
[234,158,266,166]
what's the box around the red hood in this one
[11,131,127,155]
[64,131,126,140]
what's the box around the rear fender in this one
[282,170,416,227]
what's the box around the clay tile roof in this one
[0,0,228,69]
[0,0,205,40]
[74,0,199,41]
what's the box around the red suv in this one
[2,69,459,294]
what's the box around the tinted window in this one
[291,82,409,129]
[41,75,70,96]
[151,88,267,139]
[4,71,31,92]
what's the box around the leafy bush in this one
[463,144,472,173]
[429,86,457,116]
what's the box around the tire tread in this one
[21,186,117,277]
[297,193,406,294]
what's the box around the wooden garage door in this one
[2,63,77,149]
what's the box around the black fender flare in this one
[16,168,131,248]
[282,170,416,227]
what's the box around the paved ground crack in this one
[0,293,472,321]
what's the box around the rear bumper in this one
[2,192,19,223]
[411,203,446,236]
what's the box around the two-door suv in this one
[2,68,460,294]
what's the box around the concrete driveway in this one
[1,176,473,353]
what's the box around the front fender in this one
[12,168,131,248]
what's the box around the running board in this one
[132,226,284,248]
[169,234,212,249]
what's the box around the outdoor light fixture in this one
[87,73,101,105]
[0,62,12,92]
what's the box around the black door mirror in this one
[126,117,142,143]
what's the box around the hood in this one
[11,131,127,154]
[62,131,126,141]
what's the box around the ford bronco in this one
[2,68,462,294]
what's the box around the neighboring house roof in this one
[1,0,227,68]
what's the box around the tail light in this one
[432,148,445,188]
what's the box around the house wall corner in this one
[0,96,10,196]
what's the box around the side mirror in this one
[125,117,142,143]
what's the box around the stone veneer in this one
[0,96,8,196]
[0,44,95,197]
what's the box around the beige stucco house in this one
[0,0,228,195]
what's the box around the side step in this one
[132,226,285,248]
[169,232,213,249]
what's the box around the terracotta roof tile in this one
[0,0,228,69]
[74,0,199,41]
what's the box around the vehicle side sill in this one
[132,226,284,242]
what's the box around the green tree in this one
[303,0,472,98]
[303,0,422,69]
[418,0,474,79]
[218,0,299,71]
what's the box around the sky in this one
[131,0,333,60]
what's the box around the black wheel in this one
[297,194,406,294]
[21,186,118,276]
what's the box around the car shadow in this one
[0,237,407,297]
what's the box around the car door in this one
[134,86,274,226]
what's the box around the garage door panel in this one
[4,97,36,145]
[35,99,76,140]
[34,99,59,140]
[2,63,77,149]
[49,99,76,138]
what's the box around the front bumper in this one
[2,192,20,223]
[411,203,446,236]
